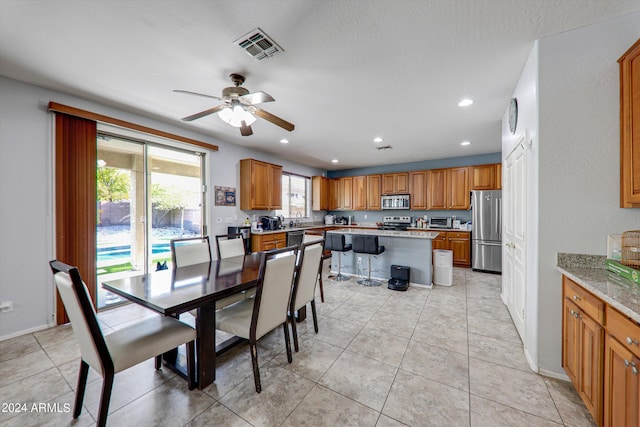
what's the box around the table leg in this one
[197,304,216,389]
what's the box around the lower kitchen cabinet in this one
[251,232,286,252]
[430,231,470,267]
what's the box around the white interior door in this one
[503,132,528,341]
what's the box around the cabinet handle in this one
[572,295,581,301]
[624,359,637,368]
[569,309,581,318]
[626,337,639,346]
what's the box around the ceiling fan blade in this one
[254,108,295,131]
[173,89,222,101]
[181,105,227,122]
[240,91,275,105]
[240,121,253,136]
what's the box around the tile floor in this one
[0,265,597,426]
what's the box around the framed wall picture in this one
[214,186,236,206]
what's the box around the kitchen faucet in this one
[295,212,302,227]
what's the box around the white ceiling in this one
[1,1,639,170]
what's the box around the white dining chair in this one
[215,234,247,259]
[171,236,246,310]
[289,239,324,351]
[49,260,196,427]
[215,246,298,392]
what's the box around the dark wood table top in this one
[102,253,262,315]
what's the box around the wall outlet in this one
[0,301,13,313]
[216,217,223,223]
[364,214,367,219]
[357,257,362,264]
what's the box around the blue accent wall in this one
[327,152,501,178]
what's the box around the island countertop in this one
[327,228,441,239]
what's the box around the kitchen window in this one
[276,172,310,219]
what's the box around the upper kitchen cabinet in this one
[367,174,382,210]
[333,176,353,210]
[619,38,640,208]
[352,175,367,210]
[312,176,330,210]
[329,178,339,210]
[382,172,409,194]
[427,167,470,210]
[240,158,282,210]
[470,163,502,190]
[409,170,427,210]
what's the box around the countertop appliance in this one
[227,226,251,254]
[379,216,411,230]
[324,214,334,225]
[429,217,452,229]
[381,194,410,210]
[471,189,502,273]
[260,216,282,231]
[287,230,304,247]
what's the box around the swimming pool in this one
[97,242,171,262]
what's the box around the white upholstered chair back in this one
[52,271,105,374]
[303,234,323,244]
[293,242,323,311]
[217,236,246,259]
[255,252,297,339]
[171,236,212,267]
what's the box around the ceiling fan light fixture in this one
[218,105,256,128]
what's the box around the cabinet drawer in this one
[447,232,469,240]
[563,278,605,325]
[606,305,640,358]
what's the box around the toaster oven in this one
[428,217,452,229]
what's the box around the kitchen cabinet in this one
[409,170,427,210]
[240,159,282,210]
[331,177,353,210]
[329,178,339,210]
[603,305,640,427]
[619,39,640,208]
[562,277,605,425]
[470,163,502,190]
[366,174,381,210]
[427,167,470,210]
[312,176,330,210]
[430,231,470,267]
[352,175,367,210]
[251,232,286,252]
[382,172,409,194]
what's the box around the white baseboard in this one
[0,322,55,342]
[328,270,432,288]
[538,367,570,382]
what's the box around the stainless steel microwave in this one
[381,194,410,210]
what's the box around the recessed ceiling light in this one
[458,99,474,107]
[331,159,339,163]
[280,138,289,144]
[373,137,383,143]
[460,140,471,146]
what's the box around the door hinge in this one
[202,184,207,193]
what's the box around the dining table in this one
[101,253,262,390]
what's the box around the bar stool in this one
[351,235,385,286]
[324,233,352,281]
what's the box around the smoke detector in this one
[376,145,393,151]
[234,28,284,61]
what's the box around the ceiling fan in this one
[174,73,294,136]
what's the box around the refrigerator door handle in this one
[477,241,502,246]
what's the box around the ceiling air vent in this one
[376,145,393,151]
[234,28,283,61]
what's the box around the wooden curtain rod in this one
[48,102,219,151]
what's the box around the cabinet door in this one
[431,233,448,250]
[396,173,409,193]
[495,163,502,190]
[579,312,604,425]
[563,298,581,387]
[352,176,367,210]
[251,160,270,210]
[427,169,447,210]
[449,167,470,210]
[312,176,329,210]
[619,39,640,208]
[604,334,640,427]
[367,175,381,210]
[329,179,339,210]
[448,232,470,267]
[470,164,496,190]
[341,177,353,210]
[410,171,427,210]
[269,163,283,209]
[382,174,396,194]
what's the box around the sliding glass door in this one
[96,135,205,309]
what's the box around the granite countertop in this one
[328,228,441,240]
[557,254,640,323]
[253,224,468,235]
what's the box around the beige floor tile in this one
[33,324,75,348]
[202,345,252,400]
[544,377,598,427]
[467,302,513,323]
[41,340,80,367]
[0,390,94,427]
[187,401,252,426]
[383,369,470,427]
[329,300,382,325]
[376,414,410,426]
[469,358,562,423]
[0,334,42,363]
[314,316,363,348]
[57,358,102,391]
[272,334,343,381]
[467,314,522,343]
[219,365,315,426]
[0,349,55,387]
[468,332,531,372]
[411,322,469,355]
[401,340,469,391]
[347,328,410,367]
[470,394,563,426]
[319,350,397,411]
[282,384,380,427]
[365,309,420,339]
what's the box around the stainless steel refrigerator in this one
[471,190,502,273]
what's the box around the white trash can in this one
[433,249,453,286]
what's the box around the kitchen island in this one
[327,228,441,287]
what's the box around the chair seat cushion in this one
[215,298,254,339]
[105,316,196,373]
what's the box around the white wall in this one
[0,76,323,339]
[535,13,640,374]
